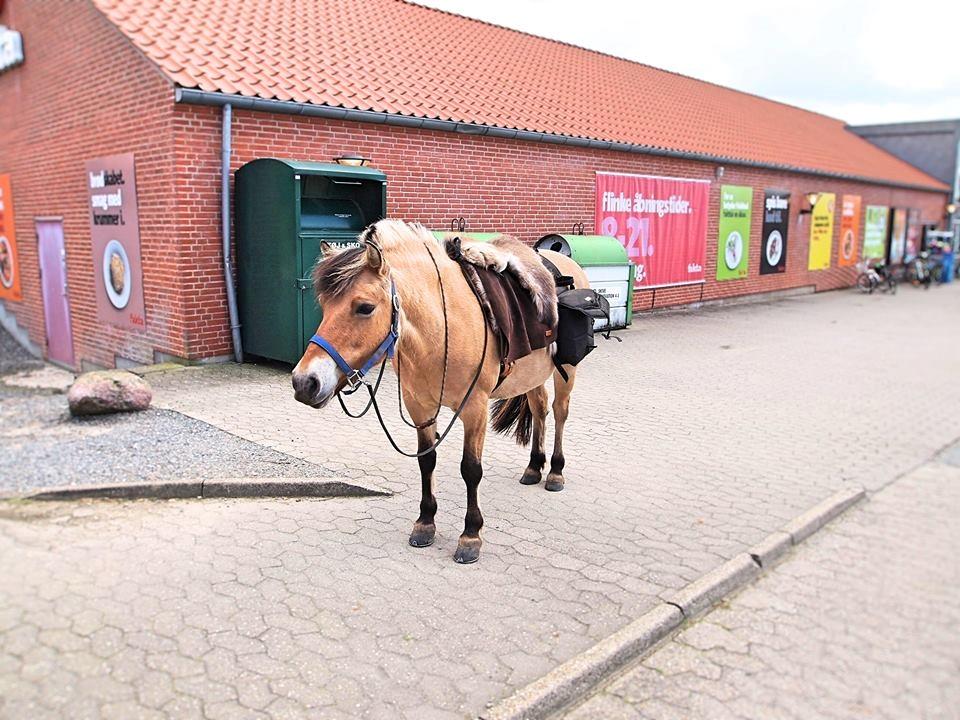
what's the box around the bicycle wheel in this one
[887,277,897,294]
[856,273,873,293]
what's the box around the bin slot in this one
[300,198,366,231]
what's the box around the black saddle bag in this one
[553,288,610,367]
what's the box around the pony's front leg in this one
[454,400,488,564]
[409,425,438,547]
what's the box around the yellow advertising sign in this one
[0,174,22,301]
[807,192,835,270]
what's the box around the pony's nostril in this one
[292,373,320,402]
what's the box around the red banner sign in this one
[596,172,709,289]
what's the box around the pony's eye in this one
[356,303,376,316]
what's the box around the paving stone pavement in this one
[1,285,958,719]
[560,450,960,720]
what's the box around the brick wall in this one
[175,104,946,359]
[0,0,947,367]
[0,0,178,369]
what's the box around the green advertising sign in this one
[717,185,752,280]
[863,205,889,260]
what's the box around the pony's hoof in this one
[409,523,436,548]
[454,538,481,564]
[519,470,541,485]
[544,476,565,492]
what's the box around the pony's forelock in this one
[312,245,369,298]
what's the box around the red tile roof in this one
[94,0,946,190]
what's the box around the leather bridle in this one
[307,279,400,391]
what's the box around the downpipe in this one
[221,103,244,363]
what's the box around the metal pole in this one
[952,136,960,251]
[221,103,243,363]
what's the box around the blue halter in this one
[308,280,400,390]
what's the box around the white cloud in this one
[414,0,960,124]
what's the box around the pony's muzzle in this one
[292,372,321,406]
[292,355,340,409]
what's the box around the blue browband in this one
[308,280,400,390]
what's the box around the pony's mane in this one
[311,219,437,297]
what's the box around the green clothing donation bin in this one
[535,232,634,330]
[235,159,386,364]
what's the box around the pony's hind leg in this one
[546,367,576,492]
[409,425,438,547]
[454,398,488,564]
[520,384,549,485]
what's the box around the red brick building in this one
[0,0,948,369]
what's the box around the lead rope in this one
[396,241,449,430]
[368,320,487,458]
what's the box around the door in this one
[299,233,325,351]
[36,220,75,367]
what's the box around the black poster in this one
[760,190,790,274]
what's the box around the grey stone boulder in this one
[67,370,152,416]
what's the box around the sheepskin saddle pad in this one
[445,234,558,365]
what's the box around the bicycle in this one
[856,260,897,294]
[905,252,933,289]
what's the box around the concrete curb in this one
[748,531,793,568]
[202,478,388,499]
[18,477,389,502]
[665,553,760,619]
[782,485,866,544]
[481,605,683,720]
[480,483,866,720]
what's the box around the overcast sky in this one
[415,0,960,125]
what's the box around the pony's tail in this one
[490,395,532,446]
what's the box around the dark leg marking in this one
[546,377,570,493]
[454,453,483,564]
[545,452,565,492]
[520,385,549,486]
[409,431,438,548]
[520,449,546,485]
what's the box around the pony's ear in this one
[365,243,388,276]
[320,241,342,258]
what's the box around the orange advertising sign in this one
[0,174,22,301]
[838,194,862,267]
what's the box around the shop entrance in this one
[36,219,75,368]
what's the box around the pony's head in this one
[291,224,394,408]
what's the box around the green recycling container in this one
[235,159,387,364]
[535,233,634,329]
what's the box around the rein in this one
[307,240,488,458]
